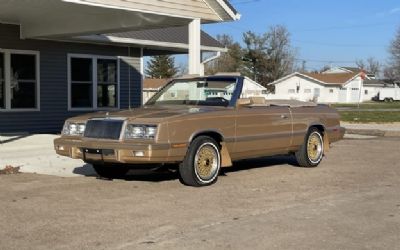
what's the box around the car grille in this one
[84,119,125,140]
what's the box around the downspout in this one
[200,51,221,76]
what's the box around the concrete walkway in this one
[341,122,400,137]
[0,134,95,177]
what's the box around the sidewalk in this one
[341,122,400,137]
[0,134,95,177]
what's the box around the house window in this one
[288,89,295,94]
[0,49,39,111]
[11,54,38,109]
[329,89,334,93]
[364,90,368,95]
[97,59,117,108]
[304,89,311,93]
[71,58,93,108]
[69,55,119,110]
[0,52,4,109]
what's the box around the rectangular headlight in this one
[62,121,86,136]
[125,125,158,139]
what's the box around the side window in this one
[69,56,119,109]
[0,52,4,109]
[10,53,38,109]
[70,57,93,108]
[97,59,117,108]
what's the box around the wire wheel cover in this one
[194,143,219,181]
[307,132,323,163]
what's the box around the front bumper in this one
[54,137,187,164]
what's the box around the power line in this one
[292,39,387,48]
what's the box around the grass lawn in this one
[333,102,400,109]
[339,111,400,123]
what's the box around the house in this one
[143,78,171,104]
[0,0,239,133]
[363,79,396,100]
[323,66,376,79]
[266,72,364,103]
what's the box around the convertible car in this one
[54,75,345,186]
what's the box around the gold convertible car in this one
[54,75,345,186]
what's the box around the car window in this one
[147,79,237,107]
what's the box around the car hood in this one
[70,105,226,123]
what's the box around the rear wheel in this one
[179,136,221,187]
[92,164,129,179]
[295,128,324,168]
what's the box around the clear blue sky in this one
[202,0,400,71]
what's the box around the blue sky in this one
[202,0,400,71]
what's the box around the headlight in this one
[62,121,86,136]
[125,125,158,139]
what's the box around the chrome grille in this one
[84,119,124,140]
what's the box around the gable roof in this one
[303,72,359,85]
[143,78,171,90]
[269,72,360,86]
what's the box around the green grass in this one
[333,102,400,109]
[339,111,400,123]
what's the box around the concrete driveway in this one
[0,134,95,177]
[0,136,399,250]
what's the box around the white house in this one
[266,72,365,103]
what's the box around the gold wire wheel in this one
[194,143,219,181]
[307,132,323,163]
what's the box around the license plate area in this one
[82,148,115,162]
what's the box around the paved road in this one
[1,137,399,250]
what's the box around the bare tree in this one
[204,34,244,75]
[355,57,381,76]
[355,59,366,71]
[387,26,400,80]
[242,25,296,87]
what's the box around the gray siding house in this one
[0,23,225,133]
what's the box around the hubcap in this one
[307,132,323,164]
[194,143,220,182]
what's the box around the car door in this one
[233,105,292,159]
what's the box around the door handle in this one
[281,114,289,119]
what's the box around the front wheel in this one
[295,128,324,168]
[179,136,221,187]
[92,164,129,179]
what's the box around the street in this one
[0,137,399,250]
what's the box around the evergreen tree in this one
[145,55,178,78]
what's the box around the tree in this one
[145,55,178,78]
[242,25,296,87]
[204,34,244,75]
[356,57,381,76]
[386,26,400,81]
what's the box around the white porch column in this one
[188,18,201,75]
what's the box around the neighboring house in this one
[143,78,171,104]
[322,66,376,79]
[363,79,396,101]
[267,72,364,103]
[0,0,239,133]
[239,77,268,98]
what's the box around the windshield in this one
[146,78,238,107]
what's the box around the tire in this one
[179,136,221,187]
[92,164,129,179]
[295,128,324,168]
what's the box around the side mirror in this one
[236,98,251,108]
